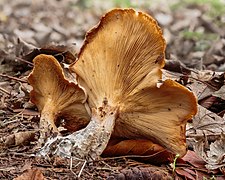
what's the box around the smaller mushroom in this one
[28,54,90,145]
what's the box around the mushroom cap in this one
[114,79,197,156]
[28,54,90,131]
[70,9,197,156]
[70,8,165,108]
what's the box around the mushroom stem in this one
[38,106,58,147]
[38,102,118,160]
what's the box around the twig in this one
[2,111,24,126]
[0,73,27,83]
[70,157,78,178]
[101,161,113,169]
[0,87,10,95]
[0,152,35,157]
[0,167,15,171]
[2,119,19,127]
[78,160,86,178]
[69,157,87,178]
[15,57,33,66]
[91,149,167,163]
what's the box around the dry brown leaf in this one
[186,71,224,101]
[186,105,225,170]
[2,131,35,147]
[187,80,214,101]
[13,169,45,180]
[164,59,191,75]
[107,166,171,180]
[194,134,225,170]
[187,105,225,137]
[23,44,77,64]
[15,38,37,58]
[103,139,173,163]
[175,168,196,180]
[213,85,225,100]
[182,150,206,168]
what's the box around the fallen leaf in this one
[3,131,36,146]
[103,139,173,164]
[164,59,191,75]
[195,170,211,180]
[13,169,45,180]
[186,105,225,137]
[23,44,77,64]
[182,150,206,168]
[175,168,195,180]
[108,166,171,180]
[204,134,225,170]
[15,38,37,57]
[213,85,225,100]
[186,105,225,170]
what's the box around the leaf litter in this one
[0,0,225,179]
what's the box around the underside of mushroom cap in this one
[70,9,197,157]
[70,8,165,108]
[113,79,197,157]
[28,54,90,132]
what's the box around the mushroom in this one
[69,9,197,157]
[28,54,90,145]
[28,9,197,160]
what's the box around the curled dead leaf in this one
[23,44,77,64]
[194,134,225,170]
[103,139,173,163]
[186,105,225,170]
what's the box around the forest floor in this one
[0,0,225,179]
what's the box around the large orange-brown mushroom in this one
[28,9,197,160]
[70,9,197,157]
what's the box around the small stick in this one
[92,149,166,163]
[69,157,78,177]
[0,73,27,83]
[78,160,86,178]
[0,87,10,95]
[15,57,33,66]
